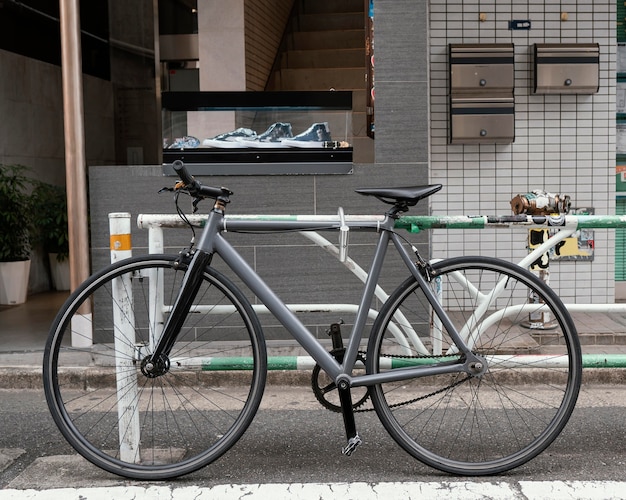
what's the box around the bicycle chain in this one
[352,351,471,413]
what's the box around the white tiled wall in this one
[429,0,616,303]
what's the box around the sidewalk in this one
[0,291,67,360]
[1,291,626,389]
[0,292,67,389]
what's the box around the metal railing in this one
[126,211,626,369]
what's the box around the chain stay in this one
[354,351,471,413]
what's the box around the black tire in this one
[366,256,581,475]
[43,255,267,480]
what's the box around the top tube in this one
[138,213,390,233]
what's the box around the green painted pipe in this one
[177,354,626,371]
[394,214,626,233]
[582,354,626,368]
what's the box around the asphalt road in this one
[1,383,625,496]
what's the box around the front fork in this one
[142,248,213,376]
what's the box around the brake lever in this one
[158,180,186,194]
[192,196,202,213]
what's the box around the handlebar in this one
[172,160,233,200]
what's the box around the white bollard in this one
[109,213,141,463]
[147,226,165,351]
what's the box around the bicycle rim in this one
[43,255,266,480]
[367,256,581,475]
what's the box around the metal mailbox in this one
[449,44,515,93]
[534,43,599,94]
[450,94,515,144]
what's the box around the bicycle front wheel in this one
[366,256,581,475]
[43,255,267,480]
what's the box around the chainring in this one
[311,350,370,413]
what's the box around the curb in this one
[0,367,314,390]
[1,366,625,390]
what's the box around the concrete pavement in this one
[3,480,626,499]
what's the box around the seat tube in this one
[342,229,391,372]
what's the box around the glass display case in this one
[162,91,353,175]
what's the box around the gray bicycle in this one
[43,160,582,480]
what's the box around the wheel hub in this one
[140,354,171,378]
[467,354,488,377]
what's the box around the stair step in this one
[278,67,365,91]
[288,29,365,50]
[300,0,365,15]
[296,12,364,31]
[274,0,372,162]
[281,48,365,69]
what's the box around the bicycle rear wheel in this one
[43,255,266,480]
[366,256,581,475]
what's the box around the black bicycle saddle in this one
[355,185,443,206]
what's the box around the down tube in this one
[213,233,343,379]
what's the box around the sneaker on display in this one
[167,136,200,149]
[237,122,293,148]
[281,122,332,148]
[202,128,256,148]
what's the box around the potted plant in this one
[30,181,70,291]
[0,164,34,304]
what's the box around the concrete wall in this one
[0,48,115,293]
[0,48,115,181]
[88,1,431,343]
[109,0,160,165]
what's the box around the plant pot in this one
[0,260,31,305]
[49,254,70,291]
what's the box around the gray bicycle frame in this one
[161,207,481,388]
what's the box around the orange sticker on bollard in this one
[110,233,132,251]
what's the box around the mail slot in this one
[534,43,599,94]
[449,44,514,93]
[450,95,515,144]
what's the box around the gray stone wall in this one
[89,162,427,344]
[375,0,429,170]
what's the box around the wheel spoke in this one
[43,256,266,480]
[367,256,581,475]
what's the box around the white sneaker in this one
[202,128,256,148]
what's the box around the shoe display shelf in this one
[162,91,353,175]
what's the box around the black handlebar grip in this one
[172,160,195,186]
[173,159,232,199]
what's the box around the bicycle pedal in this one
[341,434,362,456]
